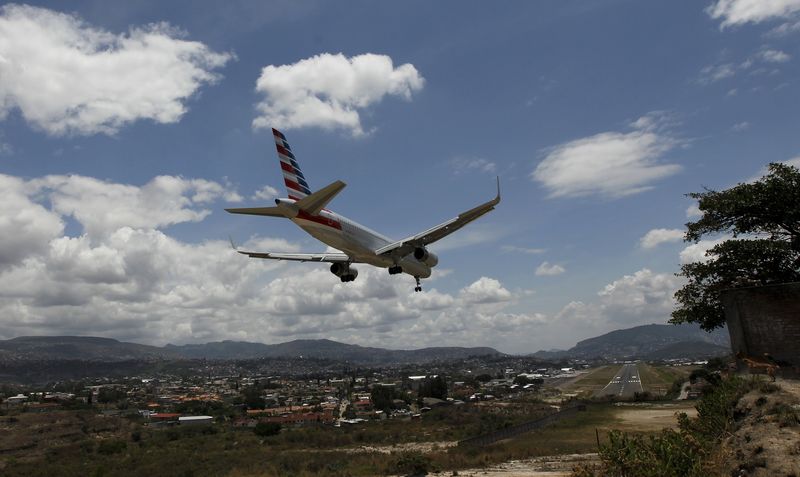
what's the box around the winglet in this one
[228,236,238,251]
[496,176,501,201]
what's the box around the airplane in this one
[226,128,500,292]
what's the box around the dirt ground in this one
[425,453,599,477]
[611,402,697,432]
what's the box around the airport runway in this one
[594,363,643,398]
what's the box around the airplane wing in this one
[229,239,352,263]
[235,250,352,263]
[374,177,501,257]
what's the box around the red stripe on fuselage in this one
[296,210,342,230]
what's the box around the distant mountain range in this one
[0,336,501,365]
[0,322,732,366]
[531,323,731,361]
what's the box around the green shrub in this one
[577,375,751,477]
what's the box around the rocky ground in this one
[726,377,800,476]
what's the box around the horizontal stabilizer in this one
[295,180,346,215]
[225,206,286,217]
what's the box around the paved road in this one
[594,363,644,399]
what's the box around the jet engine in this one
[330,263,358,282]
[413,247,439,267]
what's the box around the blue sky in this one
[0,0,798,353]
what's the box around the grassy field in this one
[0,399,694,477]
[638,364,696,396]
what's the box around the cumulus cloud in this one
[639,228,684,249]
[252,53,424,136]
[680,238,728,264]
[0,174,64,267]
[0,4,232,136]
[532,112,681,198]
[707,0,800,28]
[555,269,682,329]
[686,204,703,218]
[0,170,546,352]
[252,185,280,201]
[535,261,565,276]
[27,175,241,238]
[459,277,513,304]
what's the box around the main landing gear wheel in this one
[414,276,422,292]
[388,265,403,275]
[340,274,356,282]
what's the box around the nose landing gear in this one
[414,276,422,292]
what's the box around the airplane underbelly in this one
[399,257,431,278]
[294,218,429,276]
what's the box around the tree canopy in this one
[671,163,800,330]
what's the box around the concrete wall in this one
[721,282,800,366]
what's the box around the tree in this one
[253,421,281,437]
[370,385,397,412]
[671,163,800,330]
[418,375,448,400]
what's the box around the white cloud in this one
[759,49,791,62]
[732,121,751,132]
[450,157,497,174]
[252,185,280,201]
[0,4,232,136]
[252,53,424,137]
[639,228,684,249]
[767,18,800,36]
[698,49,791,86]
[555,269,682,330]
[686,204,703,218]
[680,238,728,264]
[707,0,800,28]
[0,174,64,267]
[28,175,240,238]
[501,245,547,255]
[532,112,681,198]
[535,261,565,276]
[459,277,512,304]
[698,63,737,84]
[747,156,800,181]
[0,170,549,352]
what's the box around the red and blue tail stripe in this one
[273,128,311,201]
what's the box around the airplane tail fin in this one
[273,128,312,201]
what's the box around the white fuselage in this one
[291,208,433,278]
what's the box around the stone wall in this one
[721,282,800,366]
